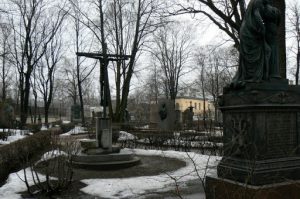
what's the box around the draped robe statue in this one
[232,0,281,85]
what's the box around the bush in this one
[0,131,8,141]
[0,131,52,184]
[60,123,75,133]
[0,102,15,129]
[26,123,42,134]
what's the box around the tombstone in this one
[150,99,176,131]
[71,104,81,122]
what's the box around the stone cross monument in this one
[77,51,130,152]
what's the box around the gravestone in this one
[71,104,81,122]
[149,99,176,131]
[183,106,194,129]
[157,100,176,131]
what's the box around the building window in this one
[195,102,197,109]
[199,103,201,110]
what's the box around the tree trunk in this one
[21,73,31,127]
[44,106,49,125]
[2,40,6,101]
[33,91,37,124]
[274,0,286,79]
[296,42,299,85]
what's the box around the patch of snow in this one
[40,124,48,131]
[184,129,197,133]
[60,126,87,137]
[0,150,64,199]
[0,168,48,199]
[118,131,137,141]
[0,129,30,145]
[62,120,71,124]
[81,149,221,199]
[200,130,223,137]
[137,138,150,144]
[139,125,149,129]
[40,150,67,161]
[190,141,223,148]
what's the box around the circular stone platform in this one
[72,149,141,170]
[72,138,141,169]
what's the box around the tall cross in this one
[76,51,131,118]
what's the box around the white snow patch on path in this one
[0,168,47,199]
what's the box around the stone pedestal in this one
[206,176,300,199]
[217,81,300,185]
[96,117,112,151]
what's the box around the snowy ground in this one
[0,129,31,145]
[0,149,220,199]
[118,131,138,141]
[60,126,88,136]
[121,131,223,148]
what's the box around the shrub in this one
[60,123,75,133]
[0,102,15,129]
[26,124,42,134]
[0,131,52,184]
[0,131,8,141]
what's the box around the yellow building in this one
[175,96,214,117]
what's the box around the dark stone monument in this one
[182,105,194,129]
[71,104,81,122]
[149,99,176,130]
[158,100,176,131]
[217,81,300,185]
[206,0,300,198]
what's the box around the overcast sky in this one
[130,0,299,93]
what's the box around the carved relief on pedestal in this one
[224,114,250,157]
[264,92,295,104]
[221,90,298,106]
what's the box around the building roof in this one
[175,96,206,101]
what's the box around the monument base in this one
[218,156,300,185]
[205,176,300,199]
[218,81,300,185]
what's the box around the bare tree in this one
[0,23,12,101]
[152,23,192,100]
[172,0,287,78]
[69,0,96,125]
[36,33,63,125]
[9,0,67,127]
[62,58,78,105]
[69,0,165,122]
[288,2,300,85]
[196,46,237,123]
[146,62,163,104]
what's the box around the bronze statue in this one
[232,0,281,86]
